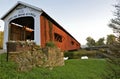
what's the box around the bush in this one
[45,41,56,48]
[64,51,74,59]
[64,49,97,59]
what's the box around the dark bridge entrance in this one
[9,17,34,41]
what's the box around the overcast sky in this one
[0,0,117,45]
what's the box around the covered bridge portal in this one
[9,17,34,41]
[1,1,80,51]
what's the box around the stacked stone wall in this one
[7,41,64,71]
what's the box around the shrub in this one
[64,51,74,59]
[64,49,97,59]
[45,41,56,48]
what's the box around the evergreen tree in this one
[102,2,120,79]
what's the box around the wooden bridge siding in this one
[40,15,80,51]
[52,23,80,51]
[40,16,53,47]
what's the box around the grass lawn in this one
[0,53,106,79]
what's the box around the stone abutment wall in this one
[7,41,64,71]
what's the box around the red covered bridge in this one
[1,1,80,51]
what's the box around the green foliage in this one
[103,43,120,79]
[86,36,105,47]
[103,1,120,79]
[108,2,120,35]
[106,34,116,45]
[0,53,106,79]
[45,41,56,48]
[96,37,105,46]
[86,36,96,47]
[64,50,97,59]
